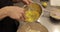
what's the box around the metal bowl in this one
[23,2,44,22]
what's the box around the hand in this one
[12,0,32,4]
[1,6,25,21]
[22,0,32,4]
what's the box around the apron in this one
[0,0,19,32]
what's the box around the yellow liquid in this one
[25,3,42,22]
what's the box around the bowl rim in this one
[23,2,44,22]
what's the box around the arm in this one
[0,9,7,20]
[0,6,25,20]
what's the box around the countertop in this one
[14,0,60,32]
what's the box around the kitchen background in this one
[14,0,60,32]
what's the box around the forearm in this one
[0,9,7,20]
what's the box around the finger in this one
[28,0,33,3]
[20,17,25,21]
[20,9,25,14]
[16,14,22,21]
[20,11,25,21]
[18,8,25,14]
[20,14,25,21]
[23,0,29,4]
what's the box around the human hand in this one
[22,0,32,4]
[12,0,32,4]
[1,6,25,21]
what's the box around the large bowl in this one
[23,2,43,22]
